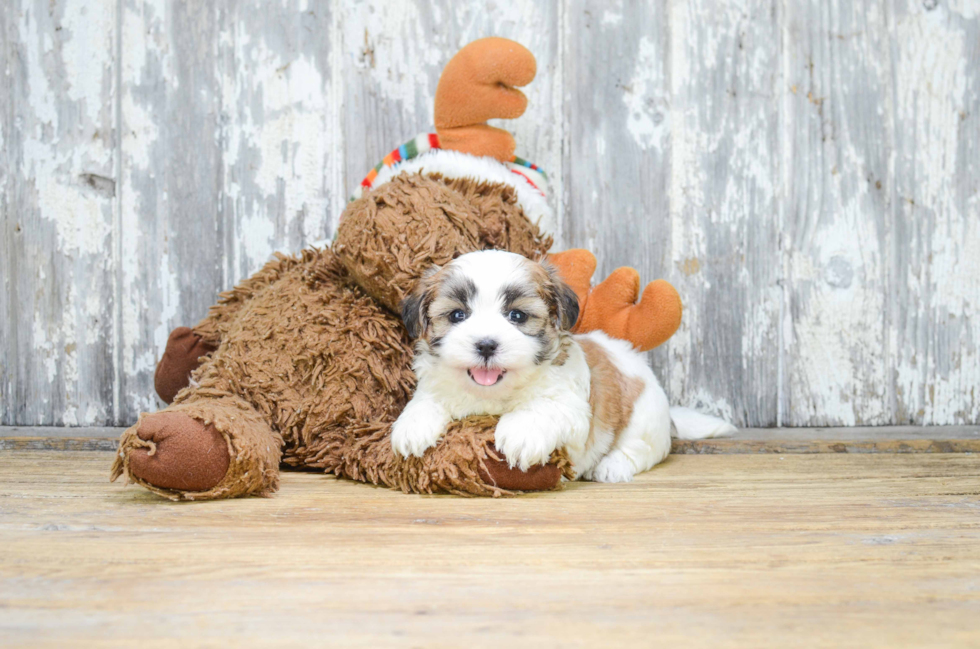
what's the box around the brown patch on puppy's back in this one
[578,338,645,450]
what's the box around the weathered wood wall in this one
[1,0,978,428]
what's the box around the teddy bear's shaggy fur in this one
[111,173,575,500]
[110,37,684,501]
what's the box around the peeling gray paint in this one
[1,0,977,428]
[1,0,117,426]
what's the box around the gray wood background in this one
[1,0,978,429]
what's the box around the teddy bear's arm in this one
[548,249,682,352]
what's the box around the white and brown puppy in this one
[391,250,734,482]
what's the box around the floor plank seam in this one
[2,436,978,454]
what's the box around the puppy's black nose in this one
[475,339,498,360]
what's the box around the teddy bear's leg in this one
[326,416,563,496]
[153,327,217,404]
[111,394,282,501]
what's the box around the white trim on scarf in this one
[368,149,556,238]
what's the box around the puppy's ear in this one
[400,266,441,338]
[400,291,426,339]
[542,262,580,331]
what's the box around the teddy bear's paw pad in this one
[154,327,216,404]
[129,412,230,492]
[478,447,562,492]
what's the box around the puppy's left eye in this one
[508,310,528,324]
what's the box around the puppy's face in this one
[402,250,579,391]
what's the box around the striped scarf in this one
[350,133,548,202]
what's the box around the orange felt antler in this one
[548,250,683,352]
[434,37,536,162]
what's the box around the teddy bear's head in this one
[333,171,552,314]
[333,37,554,314]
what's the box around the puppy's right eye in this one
[449,309,467,323]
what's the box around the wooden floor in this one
[1,450,978,647]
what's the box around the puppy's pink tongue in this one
[470,368,503,386]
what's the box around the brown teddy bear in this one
[110,38,683,501]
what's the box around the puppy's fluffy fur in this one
[391,250,734,482]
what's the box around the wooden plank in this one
[662,0,781,427]
[4,424,980,453]
[0,426,120,438]
[0,1,117,426]
[562,1,674,386]
[3,1,979,430]
[890,1,980,425]
[339,0,563,236]
[116,0,225,422]
[117,0,340,423]
[210,1,342,283]
[731,424,980,441]
[1,451,978,646]
[6,435,980,455]
[673,437,980,454]
[0,437,119,452]
[3,424,979,441]
[781,1,895,425]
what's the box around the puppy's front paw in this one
[589,450,636,483]
[494,411,560,471]
[391,406,447,458]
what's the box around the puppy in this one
[391,250,735,482]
